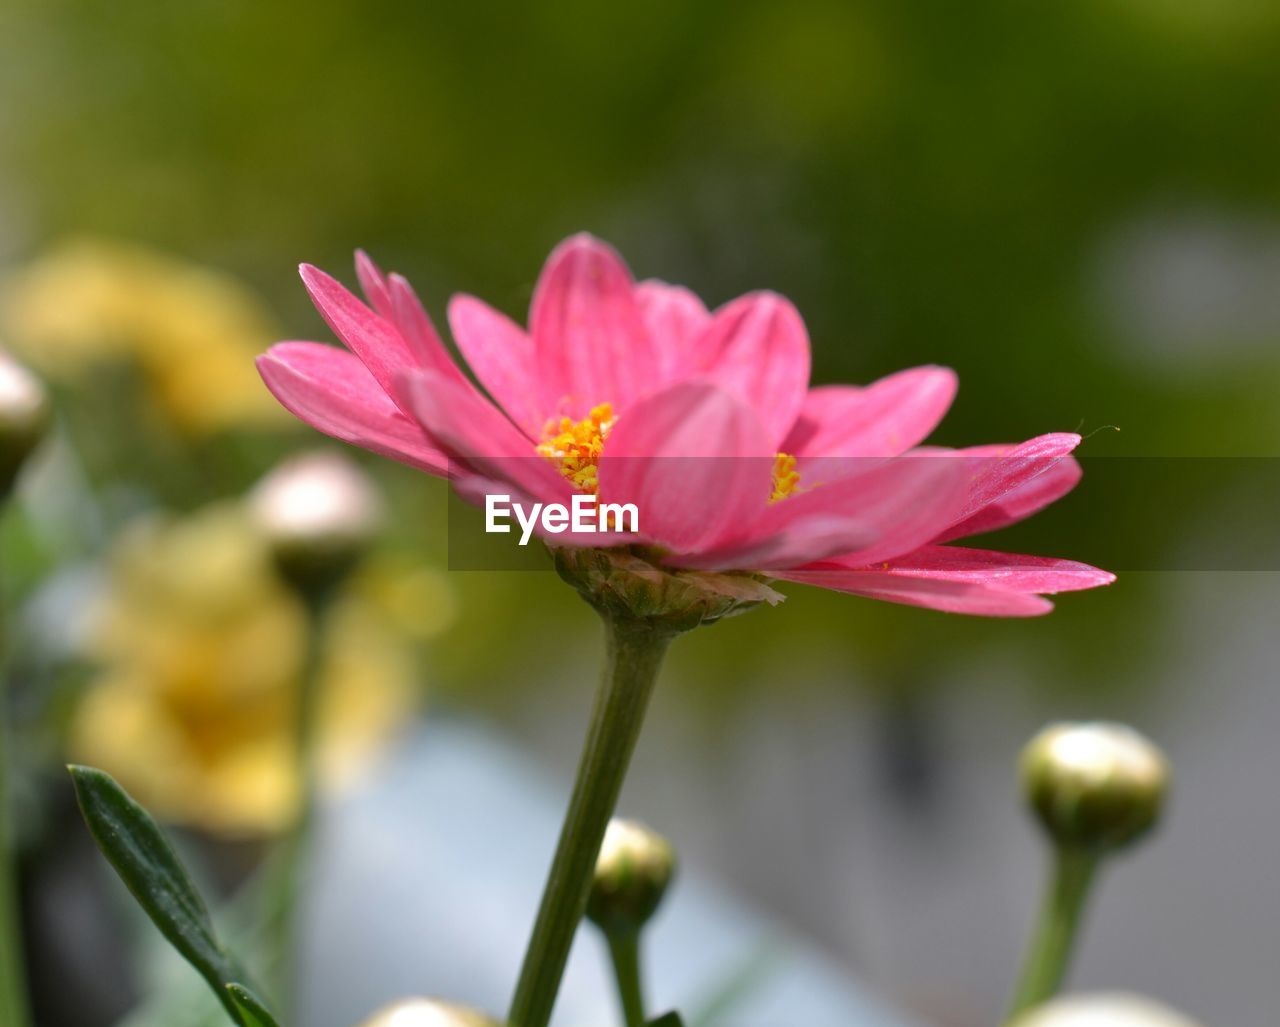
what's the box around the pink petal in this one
[696,292,811,446]
[530,233,660,419]
[681,453,968,571]
[300,264,421,396]
[387,272,470,384]
[939,450,1082,541]
[777,544,1112,616]
[597,382,774,554]
[448,294,545,438]
[257,342,447,475]
[776,570,1055,617]
[944,433,1083,534]
[634,280,713,379]
[783,367,958,461]
[812,545,1114,593]
[395,369,572,505]
[355,250,394,319]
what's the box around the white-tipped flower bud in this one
[249,450,383,595]
[355,997,500,1027]
[1021,722,1169,853]
[0,350,51,499]
[586,818,677,936]
[1013,992,1204,1027]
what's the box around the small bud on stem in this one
[1021,722,1168,854]
[251,451,382,1014]
[1006,723,1170,1023]
[587,818,677,936]
[0,351,50,501]
[586,818,676,1027]
[249,451,383,598]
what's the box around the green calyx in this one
[551,546,784,633]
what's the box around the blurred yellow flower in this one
[0,238,286,435]
[68,502,453,835]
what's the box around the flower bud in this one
[355,998,500,1027]
[1013,992,1204,1027]
[0,350,51,499]
[586,818,677,936]
[1021,722,1168,853]
[249,451,383,596]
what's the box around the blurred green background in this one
[2,1,1278,1025]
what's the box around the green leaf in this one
[227,984,281,1027]
[648,1014,686,1027]
[68,765,273,1026]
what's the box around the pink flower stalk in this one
[258,234,1113,617]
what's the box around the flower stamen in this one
[536,403,616,494]
[770,452,801,503]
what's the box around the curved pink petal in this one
[597,382,773,554]
[776,570,1055,617]
[635,280,713,379]
[813,545,1114,593]
[697,292,810,446]
[776,544,1112,617]
[395,369,571,505]
[257,342,447,476]
[783,367,958,462]
[940,451,1082,542]
[448,294,545,438]
[944,433,1083,533]
[530,233,659,419]
[355,250,394,319]
[680,454,968,571]
[386,272,470,384]
[300,264,421,396]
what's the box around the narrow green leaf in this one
[648,1014,686,1027]
[68,765,253,1025]
[227,984,281,1027]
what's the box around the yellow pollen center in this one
[536,403,616,494]
[536,403,804,505]
[770,452,802,503]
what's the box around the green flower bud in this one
[249,451,383,597]
[553,546,783,633]
[586,818,677,936]
[0,350,51,500]
[1013,992,1204,1027]
[1021,722,1169,853]
[355,997,500,1027]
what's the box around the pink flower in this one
[258,234,1113,617]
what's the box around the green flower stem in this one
[606,930,647,1027]
[265,590,329,1017]
[0,523,31,1027]
[1005,847,1099,1022]
[508,615,675,1027]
